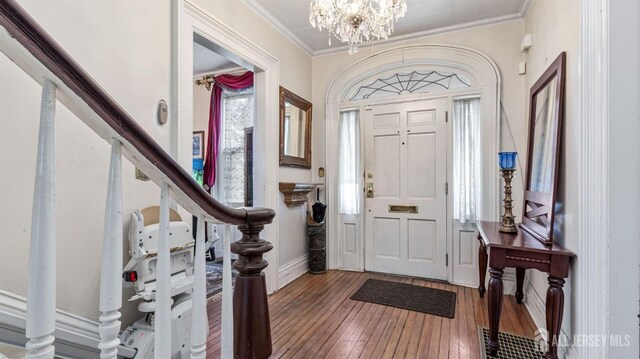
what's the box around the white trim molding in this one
[277,255,309,289]
[577,0,609,358]
[242,0,532,57]
[239,0,314,56]
[324,44,501,273]
[177,0,281,294]
[0,290,135,358]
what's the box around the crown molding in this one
[314,14,524,56]
[242,0,531,57]
[519,0,533,16]
[240,0,314,57]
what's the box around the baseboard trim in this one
[523,280,576,358]
[0,290,135,358]
[277,255,309,290]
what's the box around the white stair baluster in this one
[155,182,172,358]
[98,139,123,359]
[190,215,208,358]
[25,79,57,359]
[221,223,233,358]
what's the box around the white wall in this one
[0,0,172,326]
[608,0,640,357]
[523,0,580,346]
[193,82,210,145]
[189,0,314,287]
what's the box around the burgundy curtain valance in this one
[203,71,254,188]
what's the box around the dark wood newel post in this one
[231,207,275,359]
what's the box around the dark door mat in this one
[478,326,546,359]
[350,279,456,318]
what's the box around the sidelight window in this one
[452,97,481,224]
[338,110,361,215]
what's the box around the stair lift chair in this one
[118,207,215,358]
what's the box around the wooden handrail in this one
[2,2,275,357]
[0,0,274,226]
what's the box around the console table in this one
[476,220,575,359]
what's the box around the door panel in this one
[407,132,436,199]
[373,112,400,128]
[407,219,436,262]
[373,135,401,198]
[365,99,448,280]
[451,220,478,286]
[407,109,435,126]
[374,217,401,258]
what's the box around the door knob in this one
[366,182,374,198]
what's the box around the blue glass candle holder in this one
[192,158,204,186]
[498,152,518,233]
[498,152,517,170]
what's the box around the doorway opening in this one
[191,36,255,297]
[177,1,280,293]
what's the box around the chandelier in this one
[309,0,408,54]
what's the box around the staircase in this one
[0,1,274,358]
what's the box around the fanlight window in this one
[349,70,471,101]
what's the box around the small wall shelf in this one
[278,182,322,207]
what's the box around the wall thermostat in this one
[157,99,168,125]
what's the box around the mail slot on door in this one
[388,205,418,214]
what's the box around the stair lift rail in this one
[0,1,274,358]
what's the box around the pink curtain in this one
[203,71,254,188]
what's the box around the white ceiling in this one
[245,0,530,55]
[193,42,240,76]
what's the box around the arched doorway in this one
[325,44,501,286]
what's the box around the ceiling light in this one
[309,0,407,54]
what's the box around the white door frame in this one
[325,45,501,284]
[362,96,449,280]
[173,0,280,293]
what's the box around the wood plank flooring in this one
[206,270,537,358]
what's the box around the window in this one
[452,97,481,224]
[350,70,471,101]
[338,110,361,215]
[221,91,254,206]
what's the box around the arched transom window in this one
[349,70,471,101]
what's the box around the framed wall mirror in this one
[521,52,566,245]
[280,86,312,168]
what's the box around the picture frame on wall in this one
[193,131,204,159]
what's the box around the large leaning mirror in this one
[521,52,566,245]
[280,86,312,168]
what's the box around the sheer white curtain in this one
[338,110,361,215]
[453,97,481,224]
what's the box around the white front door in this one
[364,98,448,280]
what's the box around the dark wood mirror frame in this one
[521,52,566,246]
[279,86,312,168]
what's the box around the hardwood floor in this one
[206,270,537,358]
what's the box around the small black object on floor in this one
[350,278,456,318]
[478,326,546,359]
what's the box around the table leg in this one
[545,276,565,359]
[487,267,504,356]
[515,267,525,304]
[478,234,488,297]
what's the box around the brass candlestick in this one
[499,168,518,233]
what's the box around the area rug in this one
[206,261,236,299]
[350,279,456,318]
[478,326,546,359]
